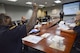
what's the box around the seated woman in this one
[61,11,80,53]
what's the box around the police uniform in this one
[20,20,27,25]
[0,25,27,53]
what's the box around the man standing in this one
[60,10,64,21]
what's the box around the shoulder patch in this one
[9,26,16,30]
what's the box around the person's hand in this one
[33,3,38,11]
[60,29,64,31]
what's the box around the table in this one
[23,19,76,53]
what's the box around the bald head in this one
[21,16,26,22]
[75,11,80,21]
[76,11,80,15]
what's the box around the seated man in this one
[20,16,27,25]
[61,11,80,53]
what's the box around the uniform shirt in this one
[0,25,26,53]
[73,26,80,48]
[20,20,28,25]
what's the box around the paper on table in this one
[22,35,43,44]
[49,43,66,51]
[41,33,51,38]
[49,35,65,51]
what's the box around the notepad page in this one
[22,35,43,44]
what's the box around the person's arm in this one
[61,29,75,34]
[26,4,38,33]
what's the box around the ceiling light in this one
[26,2,32,5]
[54,0,61,3]
[8,0,17,2]
[39,5,45,7]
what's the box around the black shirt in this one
[73,26,80,35]
[73,26,80,48]
[0,25,26,53]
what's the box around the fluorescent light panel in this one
[54,0,61,3]
[8,0,17,2]
[39,5,45,7]
[26,2,32,5]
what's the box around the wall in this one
[0,4,6,13]
[4,4,33,21]
[0,4,33,21]
[44,5,62,18]
[37,9,46,18]
[0,4,76,21]
[44,4,75,21]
